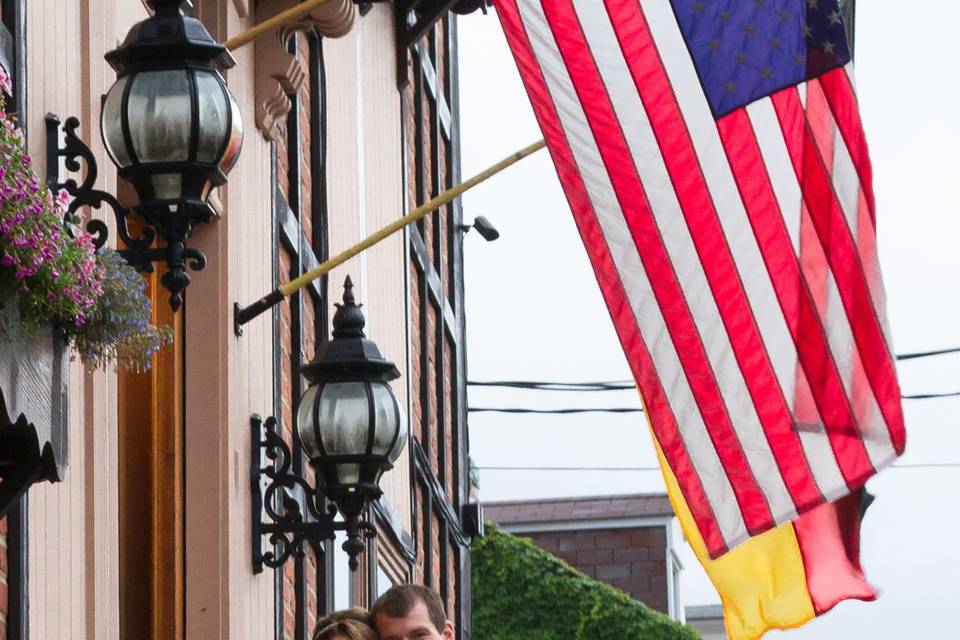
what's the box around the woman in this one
[312,608,378,640]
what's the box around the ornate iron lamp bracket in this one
[250,414,377,573]
[44,114,207,306]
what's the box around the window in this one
[375,563,395,599]
[333,528,353,611]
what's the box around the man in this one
[371,585,455,640]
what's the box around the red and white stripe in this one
[495,0,906,557]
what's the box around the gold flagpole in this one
[234,139,547,333]
[224,0,331,51]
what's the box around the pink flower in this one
[0,67,11,97]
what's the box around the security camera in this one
[460,216,500,242]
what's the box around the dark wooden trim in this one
[414,60,427,234]
[421,476,433,587]
[308,30,330,339]
[0,0,26,127]
[412,444,468,546]
[284,32,310,640]
[400,47,420,587]
[448,9,470,532]
[6,494,28,640]
[438,513,449,606]
[414,42,451,141]
[276,189,323,300]
[447,15,473,633]
[371,500,416,563]
[428,23,447,499]
[409,227,458,337]
[417,260,431,484]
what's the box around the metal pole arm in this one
[233,139,546,336]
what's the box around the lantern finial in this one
[147,0,186,14]
[332,276,366,340]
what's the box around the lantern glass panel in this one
[219,90,243,173]
[102,76,132,168]
[297,384,320,457]
[317,382,370,456]
[389,406,407,464]
[336,464,361,485]
[127,70,193,163]
[370,382,403,459]
[151,173,183,201]
[194,70,230,164]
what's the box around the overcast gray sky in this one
[458,1,960,637]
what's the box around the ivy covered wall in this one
[472,525,702,640]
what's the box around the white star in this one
[829,10,843,25]
[823,40,836,54]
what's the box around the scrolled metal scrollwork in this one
[250,414,378,573]
[46,114,156,254]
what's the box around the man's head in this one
[370,585,454,640]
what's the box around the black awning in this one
[0,320,69,519]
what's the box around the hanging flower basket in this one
[0,66,172,372]
[0,66,172,512]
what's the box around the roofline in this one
[482,492,669,508]
[497,514,673,534]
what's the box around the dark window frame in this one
[1,2,28,639]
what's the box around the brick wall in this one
[519,526,670,613]
[275,31,321,640]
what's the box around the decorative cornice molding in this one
[254,0,354,141]
[232,0,249,18]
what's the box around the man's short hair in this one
[371,584,447,632]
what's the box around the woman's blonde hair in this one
[312,608,377,640]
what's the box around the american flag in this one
[495,0,905,558]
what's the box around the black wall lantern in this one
[251,278,407,572]
[47,0,243,310]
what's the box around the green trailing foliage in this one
[472,525,702,640]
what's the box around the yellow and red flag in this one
[657,438,876,639]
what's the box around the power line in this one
[477,465,661,472]
[469,407,640,414]
[469,389,960,414]
[468,380,633,392]
[470,382,960,398]
[468,347,960,392]
[896,346,960,361]
[476,462,960,472]
[901,391,960,400]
